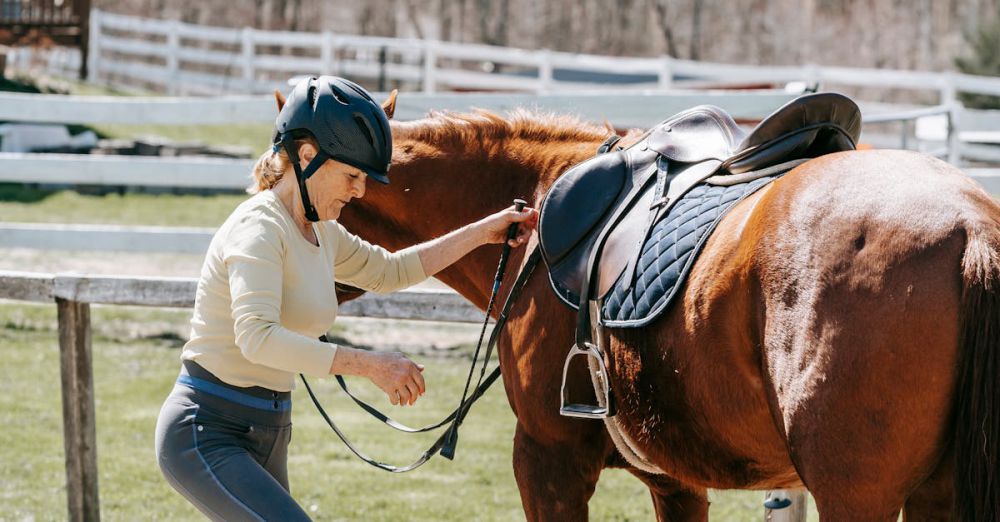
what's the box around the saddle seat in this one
[538,92,862,309]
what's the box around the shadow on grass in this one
[0,183,58,203]
[142,331,188,348]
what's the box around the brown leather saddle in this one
[536,92,862,418]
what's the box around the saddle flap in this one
[538,151,629,268]
[646,106,747,164]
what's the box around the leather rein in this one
[300,206,541,473]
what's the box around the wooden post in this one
[166,20,180,95]
[241,27,255,93]
[765,490,807,522]
[57,298,100,522]
[421,42,437,94]
[320,30,334,76]
[78,0,92,80]
[947,103,962,166]
[658,55,673,91]
[537,49,553,94]
[85,8,101,83]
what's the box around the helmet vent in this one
[354,115,375,147]
[307,85,318,108]
[330,85,350,105]
[344,81,375,103]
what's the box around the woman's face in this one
[297,144,367,221]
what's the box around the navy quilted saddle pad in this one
[601,174,779,328]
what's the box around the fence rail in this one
[0,90,802,128]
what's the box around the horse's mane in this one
[392,108,615,148]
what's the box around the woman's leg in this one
[155,388,310,522]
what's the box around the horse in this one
[282,91,1000,521]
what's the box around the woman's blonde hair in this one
[248,135,319,194]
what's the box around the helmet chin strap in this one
[280,134,328,223]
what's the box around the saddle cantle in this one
[536,92,862,419]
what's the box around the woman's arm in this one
[333,204,538,292]
[414,204,538,277]
[328,346,425,406]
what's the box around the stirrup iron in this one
[559,342,616,419]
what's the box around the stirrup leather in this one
[560,336,616,419]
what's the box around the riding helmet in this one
[273,76,393,184]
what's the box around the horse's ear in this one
[381,89,398,119]
[274,89,286,112]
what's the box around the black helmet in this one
[273,76,392,221]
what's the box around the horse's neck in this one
[340,138,600,310]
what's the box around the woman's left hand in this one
[478,204,539,248]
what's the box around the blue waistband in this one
[176,375,292,412]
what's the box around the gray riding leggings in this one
[154,361,311,521]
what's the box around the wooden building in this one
[0,0,91,78]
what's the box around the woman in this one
[154,76,537,521]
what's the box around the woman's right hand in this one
[366,351,426,406]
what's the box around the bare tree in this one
[649,0,680,57]
[689,0,703,60]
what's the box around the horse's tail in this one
[955,223,1000,521]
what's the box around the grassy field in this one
[0,302,797,521]
[5,74,273,151]
[0,184,247,226]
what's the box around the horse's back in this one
[745,149,994,507]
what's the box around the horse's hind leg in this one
[902,449,954,522]
[627,468,709,521]
[512,422,608,521]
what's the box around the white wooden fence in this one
[8,8,1000,103]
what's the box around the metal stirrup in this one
[559,340,616,419]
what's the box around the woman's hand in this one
[477,204,539,248]
[412,202,540,277]
[330,347,426,406]
[366,351,426,406]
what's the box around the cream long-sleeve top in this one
[180,189,428,392]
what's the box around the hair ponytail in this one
[248,148,288,194]
[248,135,320,194]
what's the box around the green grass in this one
[4,75,272,150]
[90,123,273,152]
[0,185,248,226]
[0,303,810,521]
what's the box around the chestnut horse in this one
[315,93,999,520]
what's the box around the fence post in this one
[941,73,962,166]
[538,49,553,94]
[85,8,101,83]
[320,30,334,76]
[947,102,963,167]
[241,27,255,93]
[764,490,807,522]
[166,20,180,95]
[422,41,436,94]
[57,297,100,522]
[657,55,673,91]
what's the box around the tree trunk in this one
[690,0,703,60]
[649,0,679,58]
